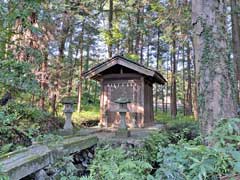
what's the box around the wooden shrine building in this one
[82,55,166,128]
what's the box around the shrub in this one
[0,101,62,153]
[155,112,199,140]
[89,145,153,180]
[0,110,32,149]
[151,118,240,180]
[142,132,170,163]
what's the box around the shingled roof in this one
[82,55,166,84]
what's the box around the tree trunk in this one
[155,28,161,112]
[84,40,90,91]
[146,40,150,67]
[77,22,85,113]
[140,33,144,65]
[192,43,198,120]
[182,46,186,115]
[67,53,73,97]
[135,7,141,56]
[165,56,169,112]
[161,86,165,112]
[192,0,237,137]
[51,94,57,116]
[108,0,113,58]
[185,42,193,115]
[94,82,98,104]
[231,0,240,104]
[39,52,48,110]
[171,39,177,118]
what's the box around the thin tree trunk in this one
[108,0,113,58]
[161,86,165,112]
[51,94,57,116]
[94,82,98,104]
[192,0,237,138]
[147,40,150,67]
[192,42,198,120]
[185,42,193,115]
[135,7,141,56]
[140,33,144,65]
[77,22,85,113]
[182,46,186,115]
[231,0,240,104]
[87,82,92,104]
[155,28,161,112]
[171,39,177,118]
[84,41,90,91]
[165,56,169,112]
[39,52,48,110]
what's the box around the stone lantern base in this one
[115,128,131,138]
[58,128,74,136]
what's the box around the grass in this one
[155,111,197,128]
[155,111,200,139]
[72,105,100,127]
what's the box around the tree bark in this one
[192,0,237,137]
[67,45,74,97]
[192,43,198,120]
[135,6,141,56]
[108,0,113,58]
[84,40,90,91]
[171,39,177,118]
[39,52,48,110]
[155,28,161,112]
[77,22,85,113]
[185,42,193,115]
[140,33,144,65]
[182,46,186,115]
[231,0,240,104]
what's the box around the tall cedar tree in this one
[192,0,237,139]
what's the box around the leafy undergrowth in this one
[87,146,152,180]
[155,112,199,141]
[0,101,63,155]
[155,111,196,126]
[72,105,100,127]
[81,118,240,180]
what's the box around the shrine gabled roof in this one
[82,55,167,84]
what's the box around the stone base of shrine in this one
[115,128,131,137]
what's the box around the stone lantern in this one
[61,97,76,130]
[114,97,131,137]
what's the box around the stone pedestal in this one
[115,111,131,137]
[115,128,131,137]
[114,98,131,138]
[63,103,73,130]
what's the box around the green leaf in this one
[231,151,240,161]
[234,162,240,173]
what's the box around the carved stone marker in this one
[114,97,131,137]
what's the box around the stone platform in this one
[78,123,164,142]
[0,135,98,180]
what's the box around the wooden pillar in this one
[140,77,144,127]
[99,79,104,126]
[150,83,154,124]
